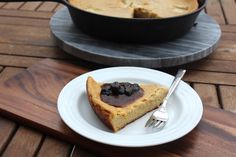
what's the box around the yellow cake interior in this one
[86,76,168,132]
[69,0,199,18]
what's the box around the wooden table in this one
[0,1,236,157]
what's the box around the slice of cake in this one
[86,76,168,132]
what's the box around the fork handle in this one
[163,69,186,104]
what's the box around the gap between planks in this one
[0,43,72,59]
[0,67,22,156]
[206,0,226,24]
[0,118,18,156]
[19,2,42,11]
[220,0,236,25]
[36,136,71,157]
[0,3,6,9]
[2,2,25,10]
[36,2,58,12]
[0,16,49,27]
[1,126,43,157]
[219,85,236,113]
[184,70,236,86]
[0,9,53,19]
[0,23,54,47]
[0,66,85,157]
[0,54,42,68]
[193,83,220,108]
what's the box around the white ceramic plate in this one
[57,67,203,147]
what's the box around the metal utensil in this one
[145,69,186,129]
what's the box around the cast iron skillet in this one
[6,0,206,43]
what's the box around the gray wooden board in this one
[50,7,221,68]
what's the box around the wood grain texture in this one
[37,2,58,12]
[0,117,17,155]
[0,1,235,157]
[0,24,53,46]
[1,126,43,157]
[193,83,220,108]
[221,25,236,33]
[0,9,52,19]
[184,70,236,85]
[0,43,71,59]
[0,59,236,157]
[0,2,5,8]
[54,4,64,12]
[221,0,236,24]
[208,42,236,61]
[0,16,49,27]
[206,0,225,24]
[219,85,236,113]
[20,2,42,11]
[72,147,98,157]
[0,55,42,67]
[37,136,71,157]
[0,67,24,82]
[221,32,236,42]
[3,2,24,10]
[187,59,236,73]
[50,8,221,68]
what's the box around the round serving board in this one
[50,7,221,68]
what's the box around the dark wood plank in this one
[72,146,109,157]
[221,32,236,41]
[221,0,236,24]
[0,67,24,82]
[0,16,49,27]
[206,0,226,24]
[208,42,236,62]
[0,24,53,46]
[20,2,42,11]
[0,43,71,59]
[1,126,43,157]
[0,9,53,19]
[37,2,58,12]
[0,59,235,157]
[0,55,42,67]
[184,70,236,85]
[221,25,236,33]
[187,59,236,73]
[219,85,236,113]
[3,2,24,10]
[37,136,71,157]
[54,4,64,12]
[0,2,6,8]
[0,117,17,155]
[208,25,236,62]
[193,83,220,108]
[0,67,28,155]
[72,147,98,157]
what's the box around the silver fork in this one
[145,69,186,129]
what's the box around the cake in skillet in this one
[86,76,168,132]
[69,0,199,18]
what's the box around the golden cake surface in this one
[69,0,199,18]
[86,76,168,132]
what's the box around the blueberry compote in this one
[100,82,144,107]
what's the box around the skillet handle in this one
[0,0,66,5]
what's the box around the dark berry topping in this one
[101,82,141,96]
